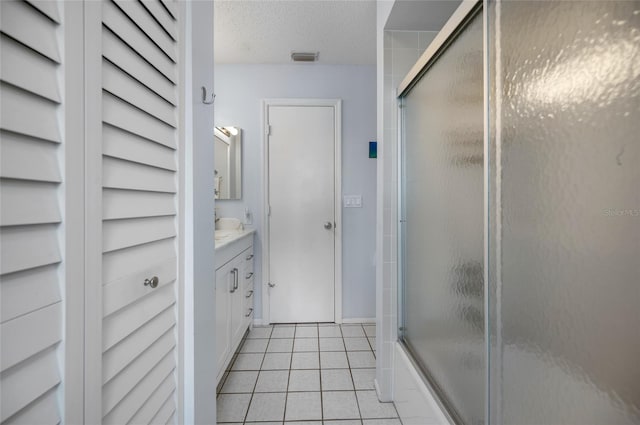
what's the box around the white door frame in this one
[262,98,343,324]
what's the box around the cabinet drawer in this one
[244,282,254,314]
[243,269,254,285]
[244,284,254,302]
[244,306,254,320]
[243,248,254,274]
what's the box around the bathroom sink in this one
[216,217,243,231]
[215,218,246,245]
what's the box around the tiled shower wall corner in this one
[377,30,437,401]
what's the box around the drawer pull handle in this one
[245,308,253,317]
[246,290,254,298]
[246,272,254,279]
[246,254,254,260]
[144,276,159,288]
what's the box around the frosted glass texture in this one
[400,9,484,425]
[490,1,640,423]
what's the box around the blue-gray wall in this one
[215,63,377,320]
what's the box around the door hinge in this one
[267,124,272,136]
[268,205,271,216]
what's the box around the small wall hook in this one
[201,86,215,105]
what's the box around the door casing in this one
[261,98,343,324]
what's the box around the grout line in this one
[243,327,271,423]
[318,323,324,423]
[344,326,365,423]
[217,323,385,424]
[281,325,295,422]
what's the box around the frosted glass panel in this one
[490,1,640,423]
[400,9,484,425]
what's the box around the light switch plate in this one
[343,195,362,208]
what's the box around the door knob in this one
[268,282,276,288]
[324,222,333,230]
[144,276,159,288]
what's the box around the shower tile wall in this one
[377,30,437,399]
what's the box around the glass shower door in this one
[398,1,640,424]
[399,6,485,425]
[488,1,640,423]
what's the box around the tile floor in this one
[217,323,402,425]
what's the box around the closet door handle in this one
[246,254,254,261]
[246,272,254,279]
[245,308,253,317]
[246,290,254,298]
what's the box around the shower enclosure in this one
[398,1,640,424]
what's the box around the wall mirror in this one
[214,126,242,199]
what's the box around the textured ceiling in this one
[214,0,377,65]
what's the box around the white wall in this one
[182,2,217,423]
[215,64,377,321]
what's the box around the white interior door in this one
[268,103,338,323]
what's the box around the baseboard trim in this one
[342,317,376,324]
[252,318,268,326]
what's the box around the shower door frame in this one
[396,1,491,424]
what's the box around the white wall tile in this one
[391,31,420,49]
[383,236,393,263]
[419,31,439,50]
[384,49,393,76]
[384,207,392,236]
[384,31,392,49]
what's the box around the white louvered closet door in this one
[94,0,180,424]
[1,0,184,423]
[0,1,83,423]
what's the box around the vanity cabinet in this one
[215,232,255,382]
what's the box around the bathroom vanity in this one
[215,228,255,383]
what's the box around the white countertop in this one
[215,228,255,250]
